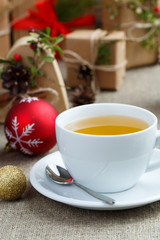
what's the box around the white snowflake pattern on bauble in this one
[5,116,43,155]
[19,97,39,104]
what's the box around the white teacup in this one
[56,103,160,193]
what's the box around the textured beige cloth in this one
[1,65,160,240]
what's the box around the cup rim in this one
[56,103,157,137]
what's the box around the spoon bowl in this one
[46,164,72,184]
[46,163,115,205]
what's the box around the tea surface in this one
[66,115,149,135]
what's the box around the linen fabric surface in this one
[1,65,160,240]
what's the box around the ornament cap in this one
[4,142,13,153]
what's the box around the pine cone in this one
[71,86,95,107]
[77,65,93,84]
[1,64,31,96]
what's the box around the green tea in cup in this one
[66,115,149,135]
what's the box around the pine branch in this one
[56,0,97,22]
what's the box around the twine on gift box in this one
[0,87,59,120]
[0,28,10,37]
[123,21,159,43]
[63,49,127,71]
[104,0,160,44]
[62,29,127,88]
[0,12,28,37]
[0,0,28,36]
[104,19,159,43]
[0,0,26,18]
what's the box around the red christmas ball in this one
[4,97,58,155]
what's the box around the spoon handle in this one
[72,180,115,205]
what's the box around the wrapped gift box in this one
[12,0,96,43]
[12,0,39,42]
[101,0,158,68]
[63,29,126,90]
[0,0,10,58]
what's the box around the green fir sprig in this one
[105,0,160,49]
[56,0,97,22]
[27,28,64,87]
[96,40,116,65]
[127,0,159,24]
[105,0,122,20]
[0,28,64,95]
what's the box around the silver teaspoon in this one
[46,163,115,205]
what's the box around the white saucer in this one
[30,149,160,210]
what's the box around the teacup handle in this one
[155,130,160,148]
[146,130,160,172]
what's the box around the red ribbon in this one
[13,0,95,37]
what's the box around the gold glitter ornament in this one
[0,165,27,200]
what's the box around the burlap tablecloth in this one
[1,65,160,240]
